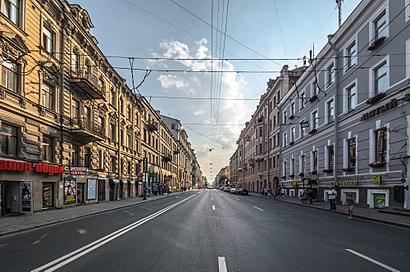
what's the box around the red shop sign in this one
[0,159,64,176]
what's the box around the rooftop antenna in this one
[336,0,344,28]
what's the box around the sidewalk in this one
[252,193,410,229]
[0,193,180,237]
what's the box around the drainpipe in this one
[327,35,339,186]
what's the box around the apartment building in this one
[236,66,304,193]
[0,0,199,216]
[279,0,410,208]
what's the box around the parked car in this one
[230,187,237,194]
[237,188,249,195]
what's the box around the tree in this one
[219,175,229,186]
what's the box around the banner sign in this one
[64,178,77,204]
[20,182,33,213]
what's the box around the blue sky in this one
[72,0,361,181]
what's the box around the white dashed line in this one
[212,205,216,210]
[345,249,400,272]
[218,257,228,272]
[253,206,264,212]
[235,198,239,200]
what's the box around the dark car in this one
[237,188,249,195]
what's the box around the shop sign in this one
[373,175,381,185]
[20,182,33,213]
[361,99,398,121]
[70,167,88,176]
[335,181,358,186]
[0,159,64,176]
[291,182,297,187]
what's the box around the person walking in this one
[328,186,337,211]
[345,192,355,219]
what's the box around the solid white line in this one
[253,206,264,212]
[32,194,196,272]
[218,256,228,272]
[212,205,215,210]
[345,249,400,272]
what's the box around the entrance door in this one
[77,183,84,203]
[98,179,105,201]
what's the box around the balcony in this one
[145,121,159,132]
[255,154,264,162]
[163,154,172,163]
[248,159,255,166]
[70,69,105,99]
[70,117,105,142]
[256,116,264,124]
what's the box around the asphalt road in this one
[0,190,409,272]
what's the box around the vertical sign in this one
[64,177,77,204]
[87,179,97,200]
[373,175,381,185]
[20,182,33,213]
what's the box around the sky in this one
[71,0,362,182]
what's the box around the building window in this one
[84,147,91,168]
[374,10,387,39]
[98,150,104,170]
[312,80,319,96]
[3,0,21,26]
[300,92,306,110]
[72,99,79,119]
[312,150,318,173]
[348,138,356,168]
[41,83,55,110]
[283,111,287,125]
[98,116,105,134]
[109,123,116,141]
[119,98,123,115]
[42,25,55,54]
[290,126,295,142]
[283,132,287,147]
[110,156,116,173]
[300,120,307,137]
[2,58,19,92]
[346,41,357,70]
[300,155,305,174]
[311,110,318,129]
[290,101,295,116]
[71,52,80,73]
[127,133,132,149]
[374,61,388,94]
[375,128,387,162]
[346,83,357,111]
[1,123,18,156]
[71,144,79,166]
[327,63,335,87]
[110,88,116,106]
[327,145,334,170]
[326,99,334,123]
[127,105,131,120]
[42,135,53,162]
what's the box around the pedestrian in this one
[328,186,337,211]
[272,188,277,199]
[345,192,355,219]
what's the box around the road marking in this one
[218,257,228,272]
[235,197,239,200]
[212,197,214,200]
[212,205,215,210]
[345,249,400,272]
[253,206,264,212]
[31,194,197,272]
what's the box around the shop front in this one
[0,159,64,216]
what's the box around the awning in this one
[121,179,128,184]
[109,179,120,185]
[128,180,136,184]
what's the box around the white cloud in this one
[153,38,251,180]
